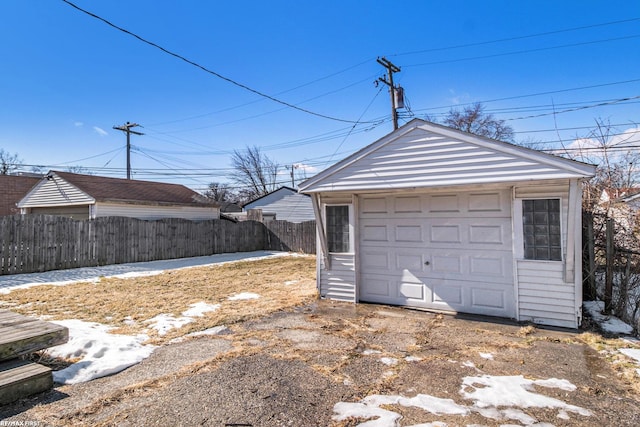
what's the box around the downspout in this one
[311,193,331,270]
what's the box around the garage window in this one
[326,205,350,253]
[522,199,561,261]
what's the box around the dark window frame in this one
[522,198,562,261]
[326,205,351,253]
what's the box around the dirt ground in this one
[2,300,639,426]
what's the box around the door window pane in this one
[327,205,350,253]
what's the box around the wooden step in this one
[0,359,53,405]
[0,310,68,361]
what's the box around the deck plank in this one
[0,359,53,405]
[0,310,68,361]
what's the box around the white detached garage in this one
[299,119,596,329]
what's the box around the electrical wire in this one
[61,0,371,124]
[403,34,640,67]
[391,17,640,57]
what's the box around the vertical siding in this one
[319,254,356,302]
[515,182,578,328]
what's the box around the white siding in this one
[301,124,595,193]
[253,193,314,223]
[514,182,578,328]
[319,254,356,302]
[517,261,577,327]
[18,178,93,207]
[95,202,219,220]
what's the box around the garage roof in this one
[299,119,596,193]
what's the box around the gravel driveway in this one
[2,300,639,426]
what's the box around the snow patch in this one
[333,375,591,426]
[181,301,220,317]
[49,319,154,384]
[405,355,423,362]
[145,314,193,336]
[479,352,494,360]
[583,301,633,335]
[380,357,398,366]
[362,349,382,355]
[228,292,260,301]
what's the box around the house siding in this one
[18,178,93,207]
[95,203,219,221]
[252,194,314,223]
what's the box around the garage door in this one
[359,190,515,318]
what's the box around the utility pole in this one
[113,122,144,180]
[376,57,401,130]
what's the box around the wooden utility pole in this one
[605,217,614,313]
[377,57,401,130]
[113,122,144,180]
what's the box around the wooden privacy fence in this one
[0,215,316,276]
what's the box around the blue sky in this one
[1,0,639,192]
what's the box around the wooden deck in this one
[0,310,68,405]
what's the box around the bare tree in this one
[231,146,280,201]
[203,182,235,202]
[571,118,640,209]
[0,149,22,175]
[441,103,515,142]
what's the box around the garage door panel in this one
[399,282,425,300]
[362,224,388,241]
[432,282,463,305]
[471,287,507,310]
[359,190,515,318]
[360,250,390,270]
[395,253,424,270]
[396,225,423,242]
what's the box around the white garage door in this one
[359,190,515,318]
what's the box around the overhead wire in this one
[61,0,371,124]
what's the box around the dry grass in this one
[1,256,318,344]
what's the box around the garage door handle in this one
[424,261,430,266]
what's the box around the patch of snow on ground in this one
[333,374,591,426]
[380,357,398,366]
[145,314,193,336]
[479,352,494,360]
[583,301,634,334]
[461,375,591,416]
[619,348,640,375]
[182,301,220,317]
[49,319,154,384]
[0,250,288,294]
[362,349,382,355]
[228,292,260,300]
[405,355,423,362]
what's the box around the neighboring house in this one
[17,171,219,220]
[299,119,596,329]
[242,186,314,223]
[0,174,41,216]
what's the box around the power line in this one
[391,17,640,57]
[61,0,370,124]
[403,35,640,68]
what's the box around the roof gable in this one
[18,171,217,208]
[299,119,596,193]
[243,186,299,209]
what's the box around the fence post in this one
[604,218,614,314]
[582,211,597,301]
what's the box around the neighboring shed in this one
[243,186,314,223]
[17,171,219,220]
[299,119,596,329]
[0,175,40,216]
